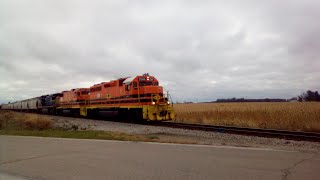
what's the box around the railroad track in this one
[149,122,320,142]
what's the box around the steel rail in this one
[149,122,320,142]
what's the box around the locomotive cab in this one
[121,74,174,120]
[60,88,90,103]
[75,88,90,101]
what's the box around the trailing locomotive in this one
[1,74,175,121]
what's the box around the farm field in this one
[173,102,320,132]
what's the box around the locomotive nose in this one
[143,105,175,121]
[141,86,163,94]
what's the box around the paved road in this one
[0,136,319,180]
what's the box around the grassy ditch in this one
[174,102,320,132]
[0,110,54,131]
[0,130,154,142]
[0,110,154,142]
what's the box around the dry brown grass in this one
[173,102,320,132]
[0,110,54,130]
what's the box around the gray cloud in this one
[0,0,319,103]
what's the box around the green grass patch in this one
[145,134,160,140]
[0,130,152,142]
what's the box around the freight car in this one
[1,97,42,112]
[1,74,175,121]
[1,103,12,110]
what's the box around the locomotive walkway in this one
[1,136,319,180]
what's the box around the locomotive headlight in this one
[152,102,155,105]
[167,101,170,105]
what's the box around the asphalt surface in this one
[0,136,319,180]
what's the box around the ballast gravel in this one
[49,115,320,152]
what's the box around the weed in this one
[146,135,160,140]
[0,111,54,130]
[71,124,79,130]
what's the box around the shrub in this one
[24,115,54,130]
[0,111,54,131]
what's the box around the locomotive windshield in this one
[138,76,158,86]
[81,91,89,95]
[139,81,153,86]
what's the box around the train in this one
[1,73,175,121]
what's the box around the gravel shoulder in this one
[42,114,320,153]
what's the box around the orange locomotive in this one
[57,74,175,121]
[55,88,90,115]
[59,88,90,104]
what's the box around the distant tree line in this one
[298,90,320,102]
[215,98,287,103]
[215,90,320,103]
[174,90,320,104]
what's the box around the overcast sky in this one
[0,0,319,103]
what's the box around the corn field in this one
[173,102,320,132]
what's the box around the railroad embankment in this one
[0,110,158,142]
[1,110,320,152]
